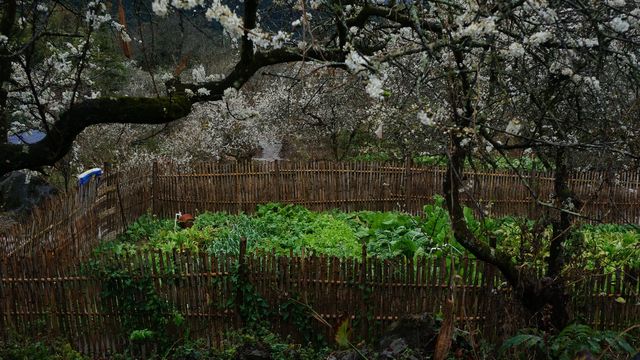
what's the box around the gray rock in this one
[245,349,271,360]
[378,314,438,354]
[326,350,365,360]
[380,338,409,359]
[236,343,272,360]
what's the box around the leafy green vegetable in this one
[94,201,640,274]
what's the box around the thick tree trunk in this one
[443,139,570,331]
[546,148,572,329]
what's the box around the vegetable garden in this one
[105,201,640,273]
[1,161,639,359]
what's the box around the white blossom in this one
[609,17,630,33]
[160,72,173,81]
[152,0,169,16]
[309,0,323,10]
[418,111,435,126]
[507,42,525,58]
[171,0,205,10]
[197,87,211,96]
[248,32,271,48]
[271,31,290,49]
[85,1,111,29]
[365,74,385,100]
[485,142,494,153]
[527,31,553,45]
[561,67,573,76]
[192,65,207,83]
[582,76,601,91]
[457,17,497,39]
[505,119,522,136]
[205,0,244,39]
[345,49,368,72]
[606,0,626,7]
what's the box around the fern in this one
[500,324,636,360]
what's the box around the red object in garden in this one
[177,213,194,228]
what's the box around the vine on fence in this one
[88,258,185,355]
[221,237,329,347]
[87,237,334,356]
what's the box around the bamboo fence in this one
[152,161,640,223]
[0,167,152,268]
[0,239,637,358]
[4,160,640,262]
[0,160,639,357]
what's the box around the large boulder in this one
[327,348,375,360]
[235,342,272,360]
[378,314,439,356]
[377,313,471,359]
[0,171,57,216]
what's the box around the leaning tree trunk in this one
[443,139,570,331]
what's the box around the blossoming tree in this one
[2,0,640,329]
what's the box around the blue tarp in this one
[7,130,46,144]
[77,168,103,186]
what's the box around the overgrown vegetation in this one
[8,201,640,359]
[0,335,87,360]
[85,241,331,358]
[1,324,637,359]
[500,324,637,360]
[89,262,186,355]
[95,200,640,274]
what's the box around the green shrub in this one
[500,324,636,360]
[0,337,86,360]
[94,201,639,274]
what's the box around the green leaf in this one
[129,329,154,341]
[335,319,352,349]
[500,334,543,353]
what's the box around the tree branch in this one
[0,96,191,175]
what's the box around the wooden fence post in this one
[235,163,241,214]
[151,161,158,216]
[274,160,281,203]
[404,158,412,213]
[115,173,127,231]
[359,242,369,339]
[0,256,5,334]
[236,237,248,327]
